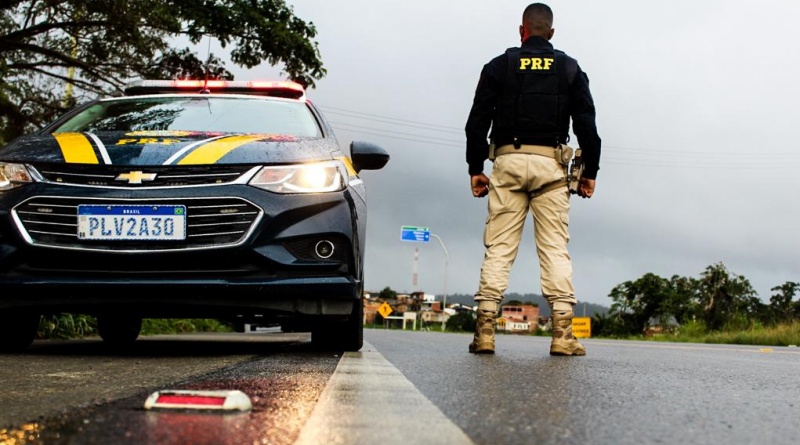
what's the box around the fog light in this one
[315,240,335,259]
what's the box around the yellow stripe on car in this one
[177,135,267,165]
[54,133,99,164]
[336,156,358,177]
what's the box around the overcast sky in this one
[201,0,800,307]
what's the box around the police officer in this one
[465,3,601,355]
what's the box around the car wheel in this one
[0,311,39,352]
[97,314,142,347]
[311,299,363,352]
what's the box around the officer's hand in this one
[578,178,595,199]
[471,173,490,198]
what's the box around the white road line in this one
[294,341,475,445]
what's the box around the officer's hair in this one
[522,3,553,35]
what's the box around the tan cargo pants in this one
[475,150,576,312]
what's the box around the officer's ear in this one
[519,25,525,41]
[547,28,555,40]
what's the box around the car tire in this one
[97,314,142,348]
[311,299,363,352]
[0,311,39,352]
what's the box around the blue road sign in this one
[400,226,430,243]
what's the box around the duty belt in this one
[489,143,571,197]
[491,144,557,160]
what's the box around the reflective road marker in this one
[143,390,252,411]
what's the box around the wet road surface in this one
[2,329,800,445]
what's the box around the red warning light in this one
[204,80,226,88]
[124,79,306,98]
[173,80,204,89]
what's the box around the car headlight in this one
[0,163,33,191]
[249,161,348,194]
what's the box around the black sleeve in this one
[465,58,501,175]
[570,65,601,179]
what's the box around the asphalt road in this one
[0,331,338,445]
[1,329,799,445]
[366,329,800,445]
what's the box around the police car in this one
[0,79,389,352]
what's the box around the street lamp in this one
[399,226,448,330]
[430,233,448,330]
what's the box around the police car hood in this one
[0,131,337,165]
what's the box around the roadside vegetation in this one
[631,320,800,347]
[373,316,800,348]
[591,262,799,345]
[370,262,800,348]
[38,315,231,340]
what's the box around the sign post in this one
[378,302,394,330]
[400,226,430,243]
[400,226,448,331]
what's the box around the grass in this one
[610,321,800,347]
[369,318,800,348]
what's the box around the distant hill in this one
[443,293,609,317]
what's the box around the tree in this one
[667,274,702,325]
[445,311,475,333]
[0,0,326,143]
[608,273,674,335]
[139,48,234,81]
[378,286,397,301]
[769,281,799,324]
[591,311,629,338]
[698,262,757,331]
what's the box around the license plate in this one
[78,205,187,240]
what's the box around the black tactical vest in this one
[491,46,577,148]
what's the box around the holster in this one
[568,148,584,195]
[554,144,573,167]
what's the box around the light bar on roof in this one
[123,79,306,99]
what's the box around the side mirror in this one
[350,141,389,173]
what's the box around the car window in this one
[53,96,321,137]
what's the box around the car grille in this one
[35,164,253,187]
[14,196,262,251]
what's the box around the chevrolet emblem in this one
[116,171,157,184]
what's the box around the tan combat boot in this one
[550,310,586,356]
[468,308,497,354]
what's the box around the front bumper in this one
[0,275,358,317]
[0,181,365,318]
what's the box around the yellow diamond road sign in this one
[378,302,393,318]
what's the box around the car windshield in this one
[52,96,321,137]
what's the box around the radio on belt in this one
[143,389,252,412]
